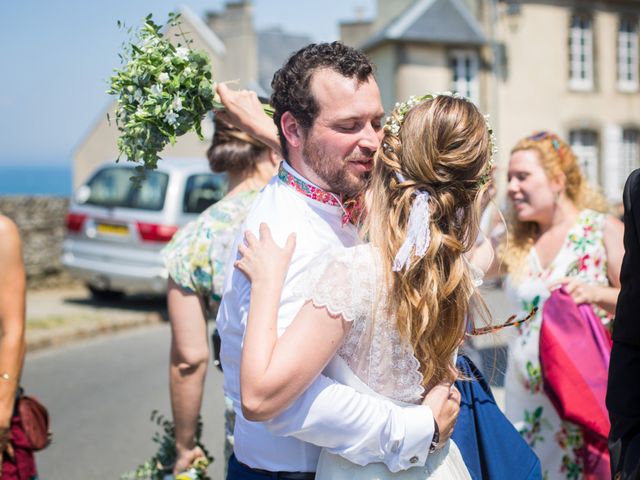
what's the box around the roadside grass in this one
[27,314,107,330]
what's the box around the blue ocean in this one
[0,165,72,197]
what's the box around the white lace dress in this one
[295,244,471,480]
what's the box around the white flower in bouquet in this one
[164,110,178,126]
[171,96,183,112]
[176,47,190,61]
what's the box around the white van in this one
[61,158,227,298]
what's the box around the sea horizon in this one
[0,164,72,197]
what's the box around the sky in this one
[0,0,375,167]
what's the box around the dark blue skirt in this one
[451,355,542,479]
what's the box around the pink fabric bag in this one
[540,287,611,479]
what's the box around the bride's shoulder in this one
[329,243,378,265]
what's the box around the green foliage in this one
[120,410,213,480]
[108,13,219,181]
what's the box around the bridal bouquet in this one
[108,13,273,181]
[121,411,213,480]
[107,12,217,179]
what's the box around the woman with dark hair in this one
[162,113,279,475]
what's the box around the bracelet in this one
[0,373,10,381]
[429,419,440,453]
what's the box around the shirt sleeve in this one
[162,217,214,296]
[265,373,435,471]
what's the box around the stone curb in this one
[26,312,165,353]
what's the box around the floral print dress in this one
[163,189,258,310]
[504,209,613,479]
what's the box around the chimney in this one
[205,1,258,88]
[373,0,415,30]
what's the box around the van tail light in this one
[65,213,87,233]
[136,222,179,242]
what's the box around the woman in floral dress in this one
[162,113,279,475]
[498,132,624,478]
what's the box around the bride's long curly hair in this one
[364,95,492,387]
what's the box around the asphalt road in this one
[21,284,514,479]
[22,324,226,480]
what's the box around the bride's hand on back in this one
[235,223,296,289]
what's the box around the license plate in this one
[96,223,129,235]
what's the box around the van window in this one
[183,174,228,214]
[85,167,169,211]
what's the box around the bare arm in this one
[597,214,624,313]
[216,84,282,156]
[168,278,209,474]
[468,235,495,275]
[0,216,26,465]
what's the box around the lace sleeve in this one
[293,245,378,324]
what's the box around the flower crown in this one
[383,92,496,186]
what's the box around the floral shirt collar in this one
[277,162,364,226]
[277,161,342,207]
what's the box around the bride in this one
[235,93,492,479]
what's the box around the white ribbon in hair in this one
[392,172,432,271]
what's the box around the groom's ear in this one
[280,111,304,148]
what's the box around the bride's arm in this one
[236,223,349,421]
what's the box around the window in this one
[569,129,599,183]
[182,173,228,214]
[85,167,169,211]
[622,129,640,185]
[450,50,479,103]
[618,17,639,91]
[569,14,594,91]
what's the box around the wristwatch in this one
[429,419,440,453]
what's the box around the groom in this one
[214,42,460,479]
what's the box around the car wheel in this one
[87,284,124,301]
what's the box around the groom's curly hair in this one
[270,42,374,159]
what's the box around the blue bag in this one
[451,355,542,479]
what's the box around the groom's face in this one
[302,69,384,198]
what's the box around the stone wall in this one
[0,196,76,288]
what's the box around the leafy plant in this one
[121,410,213,480]
[108,13,217,183]
[108,13,274,184]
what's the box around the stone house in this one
[341,0,640,202]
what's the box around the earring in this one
[554,190,561,204]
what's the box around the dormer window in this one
[450,50,479,104]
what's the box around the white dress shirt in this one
[217,161,434,473]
